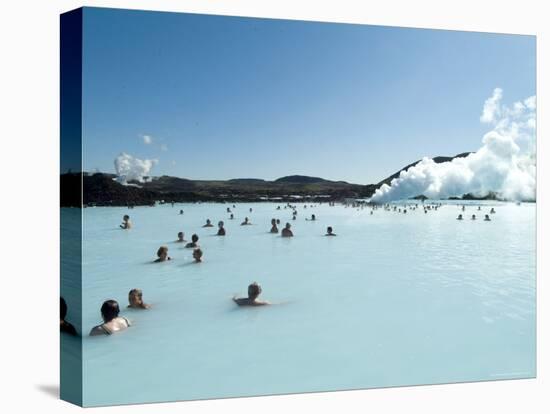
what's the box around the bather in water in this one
[457,214,463,220]
[89,300,130,336]
[471,214,476,220]
[193,248,203,263]
[325,226,336,236]
[185,234,199,248]
[154,246,171,262]
[60,297,77,336]
[127,289,150,309]
[281,222,294,237]
[306,214,316,221]
[203,219,214,228]
[241,217,251,225]
[490,208,496,214]
[484,214,491,221]
[176,232,186,243]
[270,218,279,233]
[233,282,269,306]
[120,214,132,229]
[217,221,226,236]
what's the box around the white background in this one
[0,0,548,412]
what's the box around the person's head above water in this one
[193,248,203,262]
[177,231,184,241]
[218,221,224,228]
[327,226,333,234]
[123,215,129,221]
[248,282,262,299]
[128,289,149,309]
[100,300,120,323]
[271,218,276,225]
[157,246,169,260]
[192,234,199,243]
[285,223,291,229]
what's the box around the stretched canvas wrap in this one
[60,7,536,407]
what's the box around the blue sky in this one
[80,7,535,184]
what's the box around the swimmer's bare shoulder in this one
[232,297,270,306]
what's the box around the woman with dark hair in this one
[154,246,171,262]
[90,300,130,336]
[60,297,77,336]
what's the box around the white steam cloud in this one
[370,88,536,203]
[114,152,158,184]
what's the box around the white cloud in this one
[370,88,536,203]
[114,152,158,184]
[141,134,153,145]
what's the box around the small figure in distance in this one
[227,207,231,213]
[185,234,199,248]
[154,246,171,262]
[281,223,293,237]
[306,214,316,221]
[325,226,336,236]
[462,205,466,211]
[484,214,491,221]
[241,217,251,225]
[230,213,234,220]
[471,214,476,220]
[249,207,253,213]
[233,282,269,307]
[270,218,279,233]
[193,248,203,263]
[457,214,463,220]
[176,231,186,243]
[179,210,184,215]
[203,219,214,228]
[490,208,496,214]
[60,297,77,336]
[276,219,281,225]
[217,221,226,236]
[120,214,132,229]
[478,206,481,211]
[276,206,281,210]
[292,215,296,220]
[89,300,130,336]
[128,289,150,310]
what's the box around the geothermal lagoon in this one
[61,200,535,406]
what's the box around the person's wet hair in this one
[129,288,142,301]
[157,246,168,258]
[101,300,120,323]
[60,297,68,320]
[327,226,333,233]
[248,282,262,299]
[192,234,199,242]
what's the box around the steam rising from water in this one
[114,152,157,184]
[370,89,536,203]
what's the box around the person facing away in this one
[127,289,150,309]
[325,226,336,236]
[185,234,199,248]
[203,219,214,228]
[307,214,316,221]
[241,217,251,225]
[193,248,203,263]
[217,221,226,236]
[90,300,130,336]
[120,214,132,229]
[230,213,234,220]
[154,246,171,262]
[270,218,279,233]
[484,214,491,221]
[281,222,293,237]
[60,297,77,336]
[471,214,476,220]
[179,209,184,215]
[490,208,496,214]
[457,214,463,220]
[233,282,269,306]
[177,231,186,243]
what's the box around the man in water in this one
[325,226,336,236]
[89,300,131,336]
[233,282,269,306]
[193,248,203,263]
[490,208,496,214]
[471,214,476,220]
[270,218,279,233]
[185,234,199,248]
[179,210,184,215]
[281,223,293,237]
[230,213,234,220]
[203,219,214,227]
[154,246,171,262]
[306,214,316,221]
[217,221,226,236]
[484,215,491,221]
[457,214,463,220]
[120,215,132,229]
[60,297,77,336]
[241,217,251,225]
[176,232,186,243]
[127,289,150,309]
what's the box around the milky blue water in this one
[61,201,536,406]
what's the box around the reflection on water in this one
[68,201,535,406]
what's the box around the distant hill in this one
[63,153,477,207]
